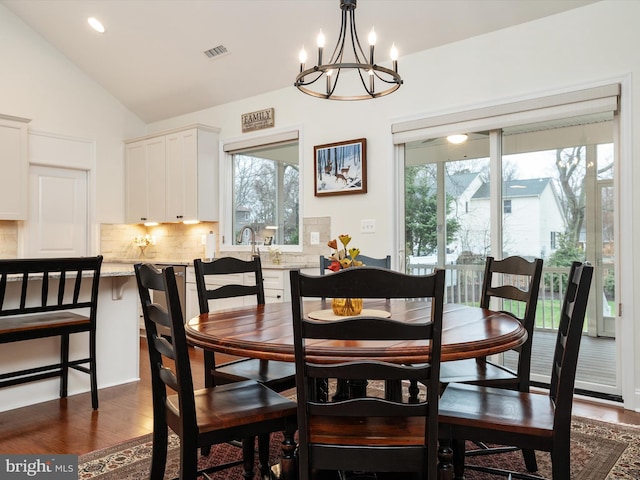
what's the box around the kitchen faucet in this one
[238,225,259,257]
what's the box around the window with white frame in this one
[222,130,301,250]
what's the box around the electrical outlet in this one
[361,219,376,234]
[310,231,320,245]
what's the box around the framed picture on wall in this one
[314,138,367,196]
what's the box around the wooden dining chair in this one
[135,263,298,480]
[439,261,593,480]
[193,256,296,392]
[438,255,543,469]
[290,266,445,480]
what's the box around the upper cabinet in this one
[0,114,30,220]
[165,128,218,222]
[125,135,166,224]
[125,125,219,224]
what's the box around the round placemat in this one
[307,309,392,321]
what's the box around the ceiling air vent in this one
[204,45,229,59]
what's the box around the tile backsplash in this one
[0,221,18,258]
[100,222,219,263]
[0,217,331,266]
[100,216,331,266]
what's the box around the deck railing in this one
[406,262,571,331]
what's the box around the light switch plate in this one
[361,219,376,234]
[310,231,320,245]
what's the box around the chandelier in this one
[294,0,402,100]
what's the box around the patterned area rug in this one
[78,417,640,479]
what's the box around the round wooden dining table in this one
[184,299,527,364]
[185,299,525,480]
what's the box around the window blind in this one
[392,84,620,145]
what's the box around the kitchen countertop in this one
[101,263,136,276]
[102,259,317,270]
[1,262,135,282]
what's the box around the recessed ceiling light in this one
[88,17,106,33]
[447,134,468,144]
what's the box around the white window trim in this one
[219,125,304,253]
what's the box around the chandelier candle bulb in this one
[317,30,325,65]
[391,44,398,71]
[299,48,307,65]
[368,28,376,64]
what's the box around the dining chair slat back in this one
[439,261,593,479]
[290,266,445,480]
[194,256,265,310]
[440,256,543,392]
[193,256,296,391]
[135,263,298,480]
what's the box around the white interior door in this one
[28,165,88,257]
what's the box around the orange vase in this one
[331,297,364,316]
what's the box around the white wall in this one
[146,0,640,409]
[147,1,639,257]
[0,4,146,226]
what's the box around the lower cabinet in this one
[263,269,286,303]
[185,267,288,322]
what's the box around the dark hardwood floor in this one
[0,338,638,455]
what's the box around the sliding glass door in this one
[401,112,619,399]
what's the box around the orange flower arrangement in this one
[327,234,363,272]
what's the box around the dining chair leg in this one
[437,437,455,480]
[278,429,298,480]
[204,350,216,388]
[408,379,420,403]
[522,448,537,472]
[242,437,256,479]
[150,424,168,480]
[313,378,329,402]
[258,433,270,478]
[384,380,403,401]
[333,379,350,400]
[180,434,199,480]
[452,438,465,480]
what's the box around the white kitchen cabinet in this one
[185,266,289,321]
[0,114,30,220]
[125,124,219,224]
[125,136,166,223]
[185,281,200,323]
[261,269,286,303]
[165,127,219,222]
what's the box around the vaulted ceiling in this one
[2,0,599,122]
